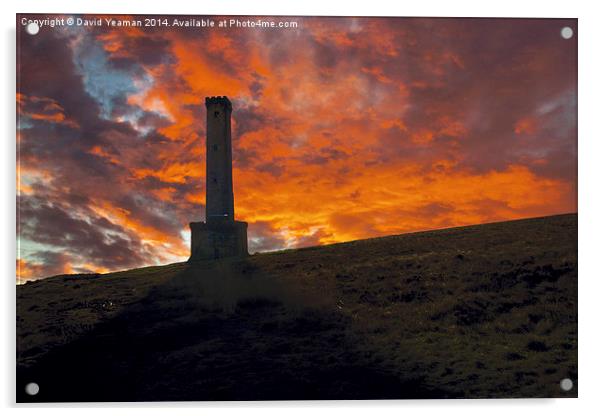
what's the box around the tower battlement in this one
[205,96,232,110]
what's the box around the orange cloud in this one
[17,94,79,128]
[88,201,188,261]
[88,145,120,165]
[132,161,201,184]
[514,117,538,135]
[16,258,71,283]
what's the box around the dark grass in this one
[17,214,577,401]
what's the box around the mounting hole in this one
[560,378,573,392]
[560,26,573,39]
[25,382,39,396]
[25,22,40,36]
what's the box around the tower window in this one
[212,144,218,151]
[214,111,220,118]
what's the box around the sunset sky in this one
[17,15,577,281]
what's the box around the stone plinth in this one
[189,219,248,261]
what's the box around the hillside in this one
[17,214,577,401]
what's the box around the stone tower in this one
[189,96,248,261]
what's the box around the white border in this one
[2,0,601,414]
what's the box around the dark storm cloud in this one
[17,29,101,127]
[249,72,266,98]
[395,18,576,177]
[311,38,339,71]
[233,146,260,169]
[26,251,72,277]
[248,221,286,253]
[300,18,577,183]
[137,110,173,131]
[233,104,268,137]
[296,147,349,166]
[256,159,287,177]
[104,35,175,68]
[17,22,196,278]
[18,195,147,270]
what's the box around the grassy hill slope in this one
[17,214,577,401]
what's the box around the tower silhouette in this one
[189,96,248,261]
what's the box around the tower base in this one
[189,220,248,261]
